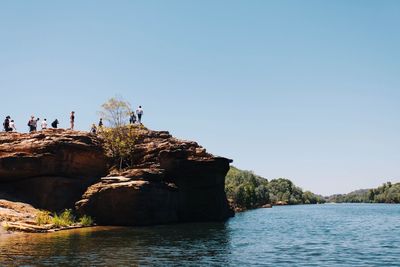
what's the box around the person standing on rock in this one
[3,116,11,132]
[90,124,97,134]
[35,118,40,131]
[129,112,136,124]
[51,119,59,128]
[98,118,103,128]
[136,106,143,124]
[41,119,48,130]
[28,116,36,133]
[10,120,16,131]
[70,111,75,130]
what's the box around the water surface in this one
[1,204,399,266]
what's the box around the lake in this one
[1,204,399,266]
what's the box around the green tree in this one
[98,125,142,170]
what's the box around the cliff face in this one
[0,128,233,229]
[76,128,233,225]
[0,130,108,211]
[0,130,107,181]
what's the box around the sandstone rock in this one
[0,129,108,181]
[0,199,52,233]
[0,129,108,212]
[1,127,234,230]
[76,128,234,225]
[76,178,178,225]
[2,176,98,211]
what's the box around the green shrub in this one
[98,125,143,170]
[79,215,94,227]
[52,209,75,227]
[36,210,52,225]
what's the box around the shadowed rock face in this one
[76,177,179,226]
[0,128,234,229]
[76,128,234,225]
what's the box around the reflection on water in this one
[0,223,231,266]
[1,204,400,266]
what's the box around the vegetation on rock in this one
[36,209,94,228]
[98,96,133,127]
[97,97,147,170]
[225,166,325,211]
[98,125,143,170]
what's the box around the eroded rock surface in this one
[76,128,234,225]
[1,127,234,230]
[0,199,50,232]
[0,129,107,181]
[0,130,108,211]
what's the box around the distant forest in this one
[327,182,400,203]
[225,167,325,211]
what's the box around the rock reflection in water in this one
[0,223,231,266]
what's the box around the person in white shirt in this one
[41,119,48,130]
[136,106,143,124]
[10,120,16,131]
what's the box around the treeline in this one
[225,166,325,211]
[328,182,400,203]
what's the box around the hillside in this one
[327,182,400,203]
[225,166,325,211]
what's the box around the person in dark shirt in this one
[90,124,97,134]
[70,111,75,130]
[129,112,136,124]
[51,119,59,128]
[28,116,36,132]
[3,116,11,132]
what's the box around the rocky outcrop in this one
[0,129,108,211]
[1,127,234,230]
[76,177,179,226]
[0,199,50,232]
[76,128,234,225]
[0,129,107,181]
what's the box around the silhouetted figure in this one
[91,124,97,134]
[129,112,136,124]
[51,119,59,128]
[3,116,11,132]
[70,111,75,130]
[98,118,103,128]
[136,106,143,124]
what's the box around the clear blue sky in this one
[1,0,399,195]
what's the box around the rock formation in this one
[0,127,234,231]
[0,129,107,211]
[76,128,234,225]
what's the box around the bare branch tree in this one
[98,96,132,127]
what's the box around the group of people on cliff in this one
[3,106,144,134]
[3,112,72,133]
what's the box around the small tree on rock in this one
[98,96,132,127]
